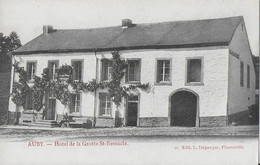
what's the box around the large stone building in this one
[9,16,255,127]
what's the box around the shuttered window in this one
[240,62,244,87]
[247,65,250,88]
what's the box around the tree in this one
[0,32,21,72]
[0,32,21,125]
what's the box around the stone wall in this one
[139,117,168,127]
[199,116,227,127]
[95,118,115,127]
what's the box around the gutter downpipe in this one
[93,48,98,127]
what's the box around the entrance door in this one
[126,95,139,126]
[170,91,197,127]
[46,93,56,120]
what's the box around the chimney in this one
[122,19,133,28]
[43,25,54,34]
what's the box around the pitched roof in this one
[15,16,243,55]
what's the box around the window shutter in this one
[125,62,129,82]
[135,61,140,81]
[26,63,30,80]
[69,94,73,113]
[72,62,76,81]
[156,61,160,82]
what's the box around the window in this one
[126,60,140,82]
[70,93,81,113]
[72,60,83,81]
[247,65,250,88]
[99,93,112,117]
[240,62,244,87]
[156,60,171,83]
[101,60,112,81]
[187,58,202,84]
[26,62,36,81]
[48,61,59,80]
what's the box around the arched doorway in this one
[170,89,198,127]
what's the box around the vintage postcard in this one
[0,0,259,164]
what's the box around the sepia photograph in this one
[0,0,259,164]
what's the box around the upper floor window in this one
[156,60,171,83]
[186,58,203,85]
[99,93,112,117]
[240,61,244,87]
[247,65,250,88]
[26,62,36,81]
[101,59,112,81]
[126,60,140,83]
[48,61,59,80]
[72,60,83,81]
[70,93,81,114]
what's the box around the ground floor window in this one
[70,93,81,113]
[99,93,112,117]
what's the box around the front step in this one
[24,120,59,128]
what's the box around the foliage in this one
[107,51,128,105]
[57,64,72,76]
[31,76,46,111]
[0,32,22,72]
[0,32,21,55]
[71,79,98,93]
[49,81,71,107]
[12,51,149,111]
[11,63,30,107]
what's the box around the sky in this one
[0,0,259,55]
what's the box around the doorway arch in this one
[169,88,199,127]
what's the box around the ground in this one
[0,125,258,142]
[0,125,258,165]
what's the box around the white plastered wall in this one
[9,47,230,120]
[228,20,256,115]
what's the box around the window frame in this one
[48,60,59,81]
[71,59,84,81]
[98,93,113,118]
[155,58,172,85]
[101,59,112,82]
[185,57,204,86]
[125,58,141,84]
[69,93,81,115]
[26,61,37,82]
